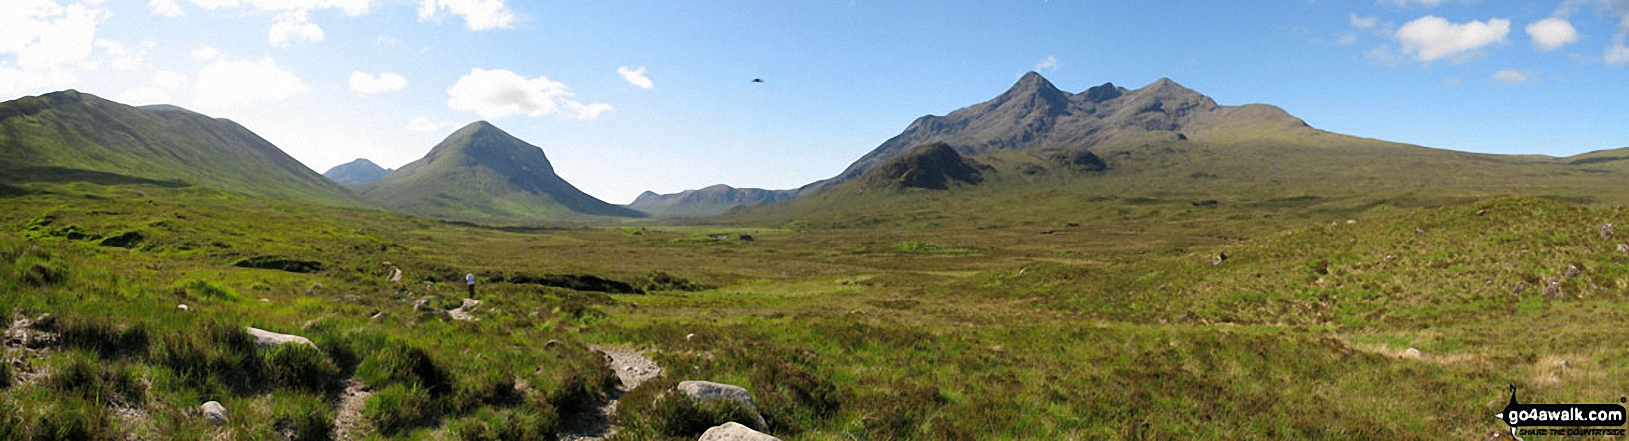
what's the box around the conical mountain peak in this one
[1001,71,1067,100]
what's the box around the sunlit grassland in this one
[6,179,1629,439]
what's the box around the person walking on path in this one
[466,273,476,299]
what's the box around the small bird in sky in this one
[751,78,764,83]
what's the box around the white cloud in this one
[150,0,184,16]
[1489,69,1534,84]
[0,1,110,95]
[269,10,324,46]
[1382,0,1452,7]
[1034,55,1059,72]
[1351,13,1379,29]
[407,116,459,132]
[1396,15,1510,62]
[1337,34,1359,45]
[1526,17,1580,51]
[349,71,407,95]
[191,46,221,60]
[375,35,399,45]
[193,56,311,109]
[617,66,654,90]
[418,0,514,31]
[1608,43,1629,65]
[115,70,190,106]
[95,39,149,71]
[447,68,611,120]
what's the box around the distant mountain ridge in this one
[627,184,794,217]
[323,158,393,186]
[634,72,1308,216]
[357,121,643,222]
[0,90,361,207]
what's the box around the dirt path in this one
[332,378,373,440]
[559,346,662,441]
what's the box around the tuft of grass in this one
[363,383,436,435]
[48,353,146,407]
[271,393,335,441]
[171,279,245,303]
[893,240,976,254]
[58,316,149,359]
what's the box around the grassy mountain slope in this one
[358,121,643,223]
[0,90,361,207]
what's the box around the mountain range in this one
[6,73,1629,225]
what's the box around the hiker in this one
[466,273,476,298]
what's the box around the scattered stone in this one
[686,333,696,341]
[257,298,270,303]
[448,298,481,322]
[1414,227,1426,234]
[1402,348,1422,360]
[699,422,781,441]
[676,381,768,430]
[1558,360,1572,370]
[1383,255,1395,263]
[306,282,323,296]
[1618,244,1629,253]
[1345,219,1356,224]
[201,401,229,426]
[370,311,386,320]
[413,298,442,313]
[544,339,559,349]
[1476,209,1488,216]
[246,327,316,348]
[1563,264,1581,279]
[1210,251,1227,266]
[177,304,189,311]
[1511,280,1528,296]
[1544,277,1564,299]
[1601,223,1616,241]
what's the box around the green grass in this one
[9,175,1629,439]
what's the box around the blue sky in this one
[3,0,1628,203]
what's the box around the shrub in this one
[355,343,450,395]
[617,377,763,438]
[48,355,145,407]
[272,393,334,441]
[58,317,149,359]
[363,384,436,435]
[32,398,118,441]
[20,261,64,286]
[263,343,342,393]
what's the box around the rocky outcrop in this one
[699,422,780,441]
[676,381,768,430]
[246,327,315,348]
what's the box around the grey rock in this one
[1402,348,1422,359]
[202,401,229,426]
[677,381,768,430]
[246,327,316,348]
[699,422,780,441]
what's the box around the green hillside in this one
[0,91,362,207]
[358,121,644,223]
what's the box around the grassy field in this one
[5,178,1629,439]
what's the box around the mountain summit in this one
[323,158,392,186]
[357,121,642,222]
[822,72,1306,186]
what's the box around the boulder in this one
[1402,348,1422,360]
[246,327,316,348]
[201,401,229,426]
[677,381,768,430]
[699,422,780,441]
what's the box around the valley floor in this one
[4,182,1628,439]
